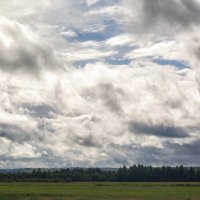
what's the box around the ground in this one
[0,182,199,200]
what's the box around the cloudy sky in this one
[0,0,200,168]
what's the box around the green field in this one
[0,182,199,200]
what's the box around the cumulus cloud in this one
[0,17,61,75]
[1,60,200,167]
[0,0,200,168]
[81,82,125,113]
[120,0,200,107]
[122,0,200,34]
[0,123,40,144]
[121,0,200,67]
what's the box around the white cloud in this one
[86,0,102,7]
[106,34,133,47]
[60,30,77,38]
[0,0,200,168]
[120,0,200,84]
[63,49,117,62]
[125,39,188,63]
[0,60,200,167]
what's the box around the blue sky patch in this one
[153,58,190,69]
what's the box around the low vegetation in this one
[0,182,200,200]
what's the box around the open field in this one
[0,182,199,200]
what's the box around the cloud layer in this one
[0,0,200,168]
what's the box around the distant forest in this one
[0,165,200,182]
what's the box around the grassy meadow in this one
[0,182,199,200]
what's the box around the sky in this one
[0,0,200,168]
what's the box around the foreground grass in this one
[0,182,199,200]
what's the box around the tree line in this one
[0,165,199,182]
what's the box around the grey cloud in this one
[68,127,102,148]
[144,140,200,166]
[81,82,125,113]
[21,104,56,119]
[123,0,200,34]
[113,157,129,165]
[166,140,200,156]
[103,143,165,166]
[110,140,200,166]
[129,122,189,138]
[74,135,102,148]
[143,0,200,27]
[147,140,200,166]
[98,83,124,113]
[132,146,165,166]
[0,17,60,75]
[37,120,56,133]
[0,123,44,144]
[0,123,30,143]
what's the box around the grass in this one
[0,182,199,200]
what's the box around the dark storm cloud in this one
[129,122,189,138]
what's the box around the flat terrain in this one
[0,182,199,200]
